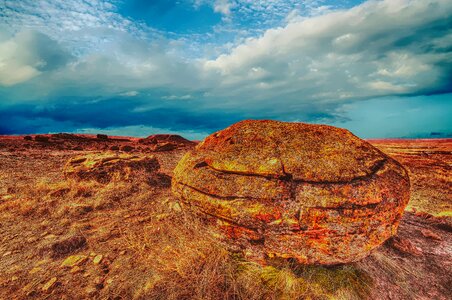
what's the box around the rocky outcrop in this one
[96,134,108,140]
[34,135,50,143]
[51,133,89,141]
[64,153,160,183]
[140,134,194,145]
[139,134,196,151]
[172,120,410,265]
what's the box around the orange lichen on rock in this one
[172,120,410,265]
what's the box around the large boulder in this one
[172,120,410,265]
[64,153,160,183]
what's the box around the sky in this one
[0,0,451,139]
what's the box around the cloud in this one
[204,0,452,107]
[0,0,176,73]
[213,0,233,16]
[162,94,194,100]
[0,0,451,138]
[0,0,150,41]
[120,91,139,97]
[0,30,71,86]
[0,27,199,102]
[0,96,248,137]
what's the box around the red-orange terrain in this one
[0,134,450,300]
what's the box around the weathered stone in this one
[93,254,103,265]
[63,153,160,183]
[172,120,410,265]
[70,265,82,273]
[42,277,58,293]
[61,255,88,267]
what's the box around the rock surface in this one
[64,153,160,183]
[172,120,410,264]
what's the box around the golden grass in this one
[0,152,374,300]
[121,202,373,300]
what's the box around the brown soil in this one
[0,136,450,299]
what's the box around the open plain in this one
[0,134,450,300]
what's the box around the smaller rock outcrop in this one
[96,134,108,140]
[34,135,50,143]
[64,153,160,183]
[51,133,88,141]
[139,134,196,151]
[139,134,193,145]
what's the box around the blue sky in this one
[0,0,451,139]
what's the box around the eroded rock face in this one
[64,153,160,183]
[172,120,410,264]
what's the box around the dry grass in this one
[1,146,450,299]
[120,202,372,300]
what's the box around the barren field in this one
[0,135,450,299]
[370,139,452,216]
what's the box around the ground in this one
[0,135,450,300]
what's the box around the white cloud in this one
[214,0,233,16]
[203,0,452,105]
[0,0,158,55]
[162,94,194,100]
[0,0,451,130]
[0,33,39,86]
[0,30,70,86]
[120,91,139,97]
[1,1,128,33]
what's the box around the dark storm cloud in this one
[0,97,245,135]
